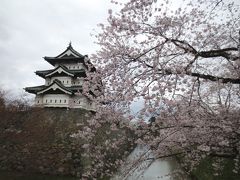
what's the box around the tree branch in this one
[146,152,184,160]
[163,69,240,84]
[189,72,240,84]
[169,37,238,61]
[198,48,238,60]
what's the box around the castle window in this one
[64,99,66,103]
[60,100,61,103]
[46,99,47,103]
[63,80,64,83]
[37,100,39,103]
[50,100,52,103]
[55,100,57,103]
[67,81,68,84]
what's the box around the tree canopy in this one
[80,0,240,178]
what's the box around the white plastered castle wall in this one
[43,94,70,107]
[35,94,96,110]
[54,63,86,71]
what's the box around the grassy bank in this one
[191,156,239,180]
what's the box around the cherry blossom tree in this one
[80,0,240,178]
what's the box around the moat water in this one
[112,146,187,180]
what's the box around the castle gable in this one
[37,80,72,95]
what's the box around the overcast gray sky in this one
[0,0,114,97]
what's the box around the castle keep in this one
[25,43,96,110]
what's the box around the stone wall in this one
[0,108,92,177]
[0,141,83,176]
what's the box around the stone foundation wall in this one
[0,108,91,177]
[0,141,83,177]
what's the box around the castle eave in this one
[43,57,85,66]
[35,69,86,79]
[24,85,46,94]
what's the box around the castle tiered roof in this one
[43,43,96,72]
[25,79,83,95]
[35,65,86,78]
